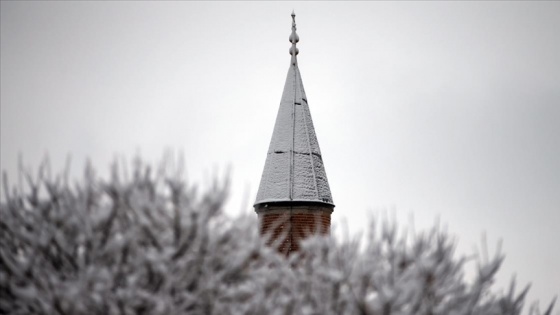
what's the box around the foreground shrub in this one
[0,159,555,315]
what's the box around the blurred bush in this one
[0,158,555,315]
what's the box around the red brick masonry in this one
[255,204,333,255]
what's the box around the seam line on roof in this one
[299,68,319,200]
[289,64,296,201]
[269,151,321,156]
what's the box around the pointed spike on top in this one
[289,11,299,64]
[290,11,298,41]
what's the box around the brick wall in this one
[256,204,333,256]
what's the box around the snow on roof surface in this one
[254,63,334,207]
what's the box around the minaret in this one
[255,12,334,255]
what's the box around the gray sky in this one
[1,1,559,306]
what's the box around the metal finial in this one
[289,11,299,65]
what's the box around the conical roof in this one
[255,13,333,207]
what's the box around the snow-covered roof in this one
[255,13,334,207]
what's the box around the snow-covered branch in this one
[0,158,555,315]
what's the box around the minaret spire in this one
[289,11,299,66]
[255,11,333,207]
[255,12,334,255]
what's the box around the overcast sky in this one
[1,1,558,306]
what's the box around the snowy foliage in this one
[0,158,556,315]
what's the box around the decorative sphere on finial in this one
[289,11,299,64]
[289,11,299,44]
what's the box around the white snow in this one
[255,64,333,206]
